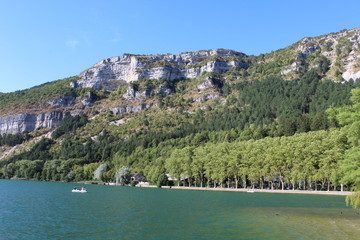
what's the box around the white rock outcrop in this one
[75,49,248,90]
[111,103,156,115]
[0,111,70,135]
[197,78,215,90]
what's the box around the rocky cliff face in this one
[75,49,248,91]
[0,102,158,135]
[2,28,360,135]
[0,111,69,135]
[282,28,360,80]
[111,103,156,115]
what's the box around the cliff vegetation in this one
[1,28,360,208]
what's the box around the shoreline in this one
[3,179,354,196]
[158,186,354,196]
[90,180,354,196]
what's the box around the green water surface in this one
[0,180,359,240]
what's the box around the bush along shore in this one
[160,186,354,196]
[2,81,360,208]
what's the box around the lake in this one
[0,180,359,240]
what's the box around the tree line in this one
[165,130,347,190]
[1,71,360,208]
[0,133,31,146]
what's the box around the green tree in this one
[327,88,360,208]
[165,149,185,186]
[192,146,208,187]
[115,166,131,185]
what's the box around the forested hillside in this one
[1,28,360,208]
[0,69,357,181]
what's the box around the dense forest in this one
[1,28,360,208]
[0,133,31,147]
[1,71,359,198]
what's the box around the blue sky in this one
[0,0,359,93]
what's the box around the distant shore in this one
[74,183,354,196]
[157,185,354,196]
[5,179,354,196]
[99,181,354,196]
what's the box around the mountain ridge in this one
[0,28,359,135]
[1,28,360,208]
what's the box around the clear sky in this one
[0,0,359,93]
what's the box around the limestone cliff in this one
[0,112,68,135]
[281,28,360,81]
[1,28,360,135]
[75,49,248,90]
[0,102,158,135]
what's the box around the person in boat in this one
[73,187,78,190]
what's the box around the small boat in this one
[72,187,88,193]
[247,189,255,193]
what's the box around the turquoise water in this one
[0,180,359,240]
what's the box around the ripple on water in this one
[0,180,359,240]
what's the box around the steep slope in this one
[282,28,360,81]
[3,90,360,209]
[0,28,359,137]
[76,49,248,90]
[2,28,360,200]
